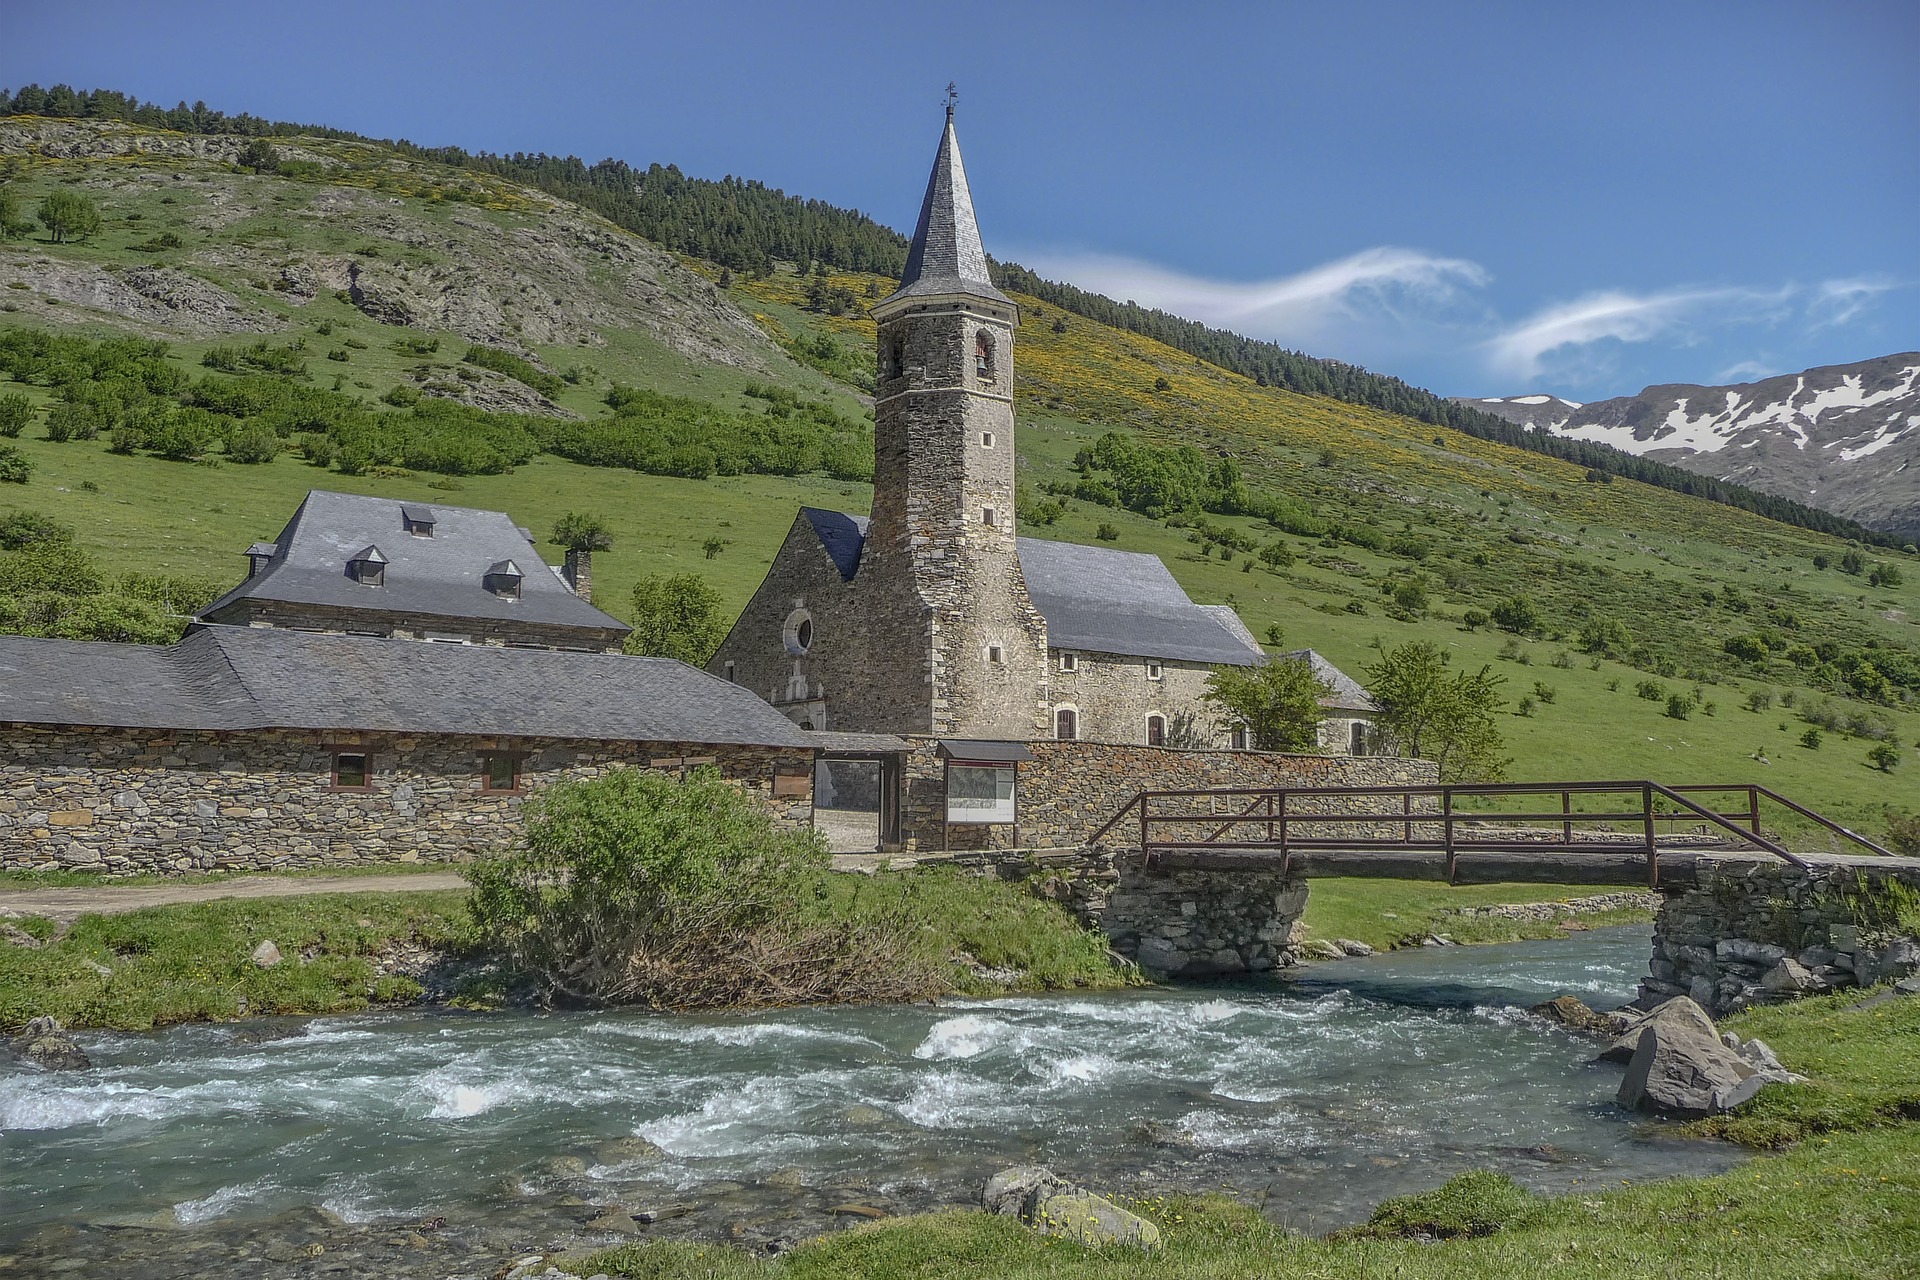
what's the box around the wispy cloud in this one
[1484,286,1794,382]
[1016,246,1490,350]
[1808,276,1896,328]
[1715,359,1780,384]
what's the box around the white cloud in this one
[1808,276,1896,328]
[1483,286,1794,382]
[1715,359,1780,384]
[1016,246,1490,351]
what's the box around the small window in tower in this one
[975,332,994,380]
[980,431,995,449]
[1055,707,1078,741]
[982,507,996,528]
[1147,715,1166,747]
[889,340,906,379]
[1146,661,1164,681]
[1059,651,1077,673]
[987,643,1004,665]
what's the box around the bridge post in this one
[1097,848,1308,977]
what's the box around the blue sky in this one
[6,1,1915,399]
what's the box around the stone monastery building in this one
[712,109,1370,752]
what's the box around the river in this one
[0,926,1742,1276]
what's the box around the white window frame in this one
[987,643,1004,665]
[1058,651,1078,673]
[1053,705,1080,741]
[1145,713,1167,747]
[980,431,995,449]
[1145,661,1164,681]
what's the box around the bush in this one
[464,769,948,1008]
[1461,608,1489,630]
[43,401,100,442]
[225,422,280,464]
[1635,680,1666,701]
[464,344,564,399]
[1800,728,1823,750]
[1887,811,1920,857]
[1095,522,1119,542]
[552,512,614,552]
[1867,743,1902,772]
[1666,693,1692,720]
[0,445,31,484]
[1490,595,1539,634]
[0,393,30,438]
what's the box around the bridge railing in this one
[1086,780,1888,883]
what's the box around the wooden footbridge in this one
[1088,780,1894,889]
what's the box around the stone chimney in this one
[563,548,592,602]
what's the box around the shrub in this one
[464,769,947,1008]
[1800,728,1823,750]
[1666,693,1692,720]
[1489,595,1539,634]
[1724,633,1771,663]
[225,422,280,464]
[1746,690,1774,713]
[0,393,31,438]
[1887,811,1920,857]
[1635,680,1666,701]
[464,344,564,398]
[0,445,31,484]
[552,512,614,553]
[1531,681,1557,704]
[1257,541,1294,571]
[1461,609,1489,630]
[43,402,99,442]
[1867,743,1902,772]
[1095,522,1119,542]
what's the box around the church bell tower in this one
[861,101,1049,738]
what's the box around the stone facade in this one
[1047,650,1222,746]
[216,599,624,653]
[897,737,1438,852]
[0,725,812,875]
[1644,855,1920,1015]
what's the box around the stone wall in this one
[897,737,1438,852]
[1048,650,1223,747]
[1644,855,1920,1015]
[204,599,625,653]
[0,725,812,875]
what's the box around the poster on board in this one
[946,763,1015,825]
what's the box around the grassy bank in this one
[1297,878,1654,950]
[573,987,1920,1280]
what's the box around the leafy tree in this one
[1257,541,1294,571]
[225,423,280,464]
[1867,743,1902,772]
[1202,657,1330,753]
[1461,609,1489,630]
[1666,693,1692,720]
[551,511,614,552]
[1391,580,1429,614]
[1839,548,1866,575]
[0,393,32,438]
[715,267,733,289]
[1800,728,1822,750]
[0,446,31,484]
[235,138,280,173]
[702,536,725,559]
[1364,642,1510,782]
[36,189,102,243]
[0,185,34,239]
[1489,595,1539,635]
[1723,633,1770,663]
[1868,563,1903,588]
[1578,616,1631,656]
[624,573,726,665]
[44,594,178,644]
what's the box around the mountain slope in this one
[1465,355,1920,539]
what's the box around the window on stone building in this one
[1059,652,1077,673]
[346,545,386,587]
[987,643,1004,664]
[980,431,995,449]
[888,339,905,379]
[1146,661,1163,681]
[1147,715,1166,747]
[783,609,814,656]
[1231,724,1249,750]
[332,752,370,790]
[1055,707,1078,740]
[480,752,520,793]
[1350,722,1369,757]
[975,332,994,380]
[982,506,996,528]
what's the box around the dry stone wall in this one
[0,725,811,875]
[1645,855,1920,1015]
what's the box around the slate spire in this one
[886,102,1013,307]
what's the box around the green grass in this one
[1297,878,1653,950]
[0,890,472,1030]
[0,862,465,888]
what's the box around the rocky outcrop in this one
[7,1016,90,1070]
[1529,994,1632,1035]
[982,1166,1161,1250]
[1610,997,1803,1118]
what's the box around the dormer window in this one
[975,332,994,380]
[346,545,387,587]
[245,541,277,579]
[484,559,523,600]
[402,504,436,537]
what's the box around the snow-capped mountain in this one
[1458,353,1920,538]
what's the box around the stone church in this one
[712,109,1370,751]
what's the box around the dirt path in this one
[0,872,469,920]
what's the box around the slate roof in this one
[0,627,812,748]
[796,511,1263,666]
[201,490,629,636]
[1283,648,1378,713]
[878,110,1013,310]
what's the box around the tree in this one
[625,573,726,664]
[1203,657,1329,752]
[1839,548,1866,575]
[225,423,280,464]
[1364,641,1510,782]
[1867,743,1902,772]
[235,138,280,173]
[1578,616,1631,656]
[0,393,33,437]
[551,511,614,552]
[0,185,35,239]
[1257,542,1294,571]
[36,189,102,243]
[715,267,733,289]
[1489,595,1539,635]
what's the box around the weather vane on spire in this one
[945,82,958,121]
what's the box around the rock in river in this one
[8,1016,90,1071]
[982,1165,1161,1250]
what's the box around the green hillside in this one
[0,115,1915,841]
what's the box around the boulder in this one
[1597,996,1715,1065]
[1760,958,1822,995]
[982,1166,1161,1250]
[1298,940,1344,961]
[1617,1022,1754,1119]
[1858,938,1920,987]
[8,1016,90,1071]
[251,939,283,968]
[1529,995,1620,1035]
[1334,939,1376,957]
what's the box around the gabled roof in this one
[795,510,1262,666]
[201,490,629,635]
[1282,648,1378,713]
[0,628,812,748]
[877,110,1013,311]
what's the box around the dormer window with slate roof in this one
[402,505,437,537]
[245,542,277,579]
[346,545,387,587]
[484,559,524,601]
